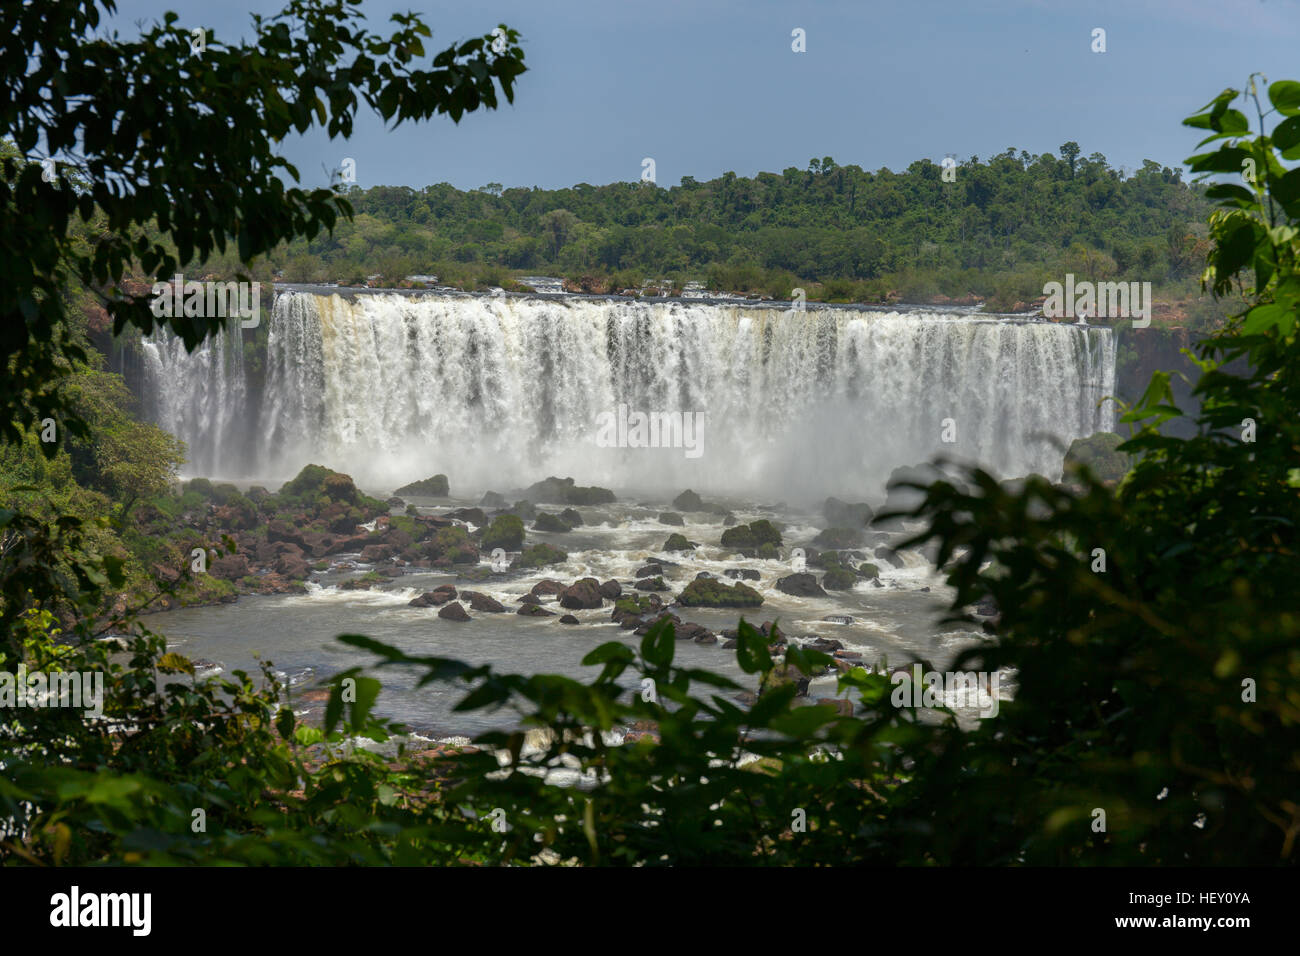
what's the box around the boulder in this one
[662,533,696,552]
[560,508,584,527]
[438,601,471,622]
[724,568,761,581]
[559,577,604,610]
[517,604,556,617]
[512,544,569,570]
[658,511,685,526]
[481,514,525,550]
[267,519,309,550]
[533,512,572,533]
[598,579,622,600]
[635,576,669,592]
[672,489,704,511]
[823,497,874,528]
[677,578,764,608]
[209,553,250,581]
[480,491,508,509]
[530,579,567,596]
[776,573,826,597]
[559,614,580,625]
[813,527,866,549]
[635,563,666,578]
[461,591,506,613]
[821,568,858,590]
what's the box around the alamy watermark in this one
[150,273,260,328]
[0,665,104,717]
[890,664,1000,719]
[594,403,705,459]
[1042,273,1150,328]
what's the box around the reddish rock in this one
[559,577,604,610]
[438,601,471,622]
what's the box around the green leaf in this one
[639,618,675,668]
[1269,80,1300,116]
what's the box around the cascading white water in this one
[140,290,1116,500]
[139,320,249,477]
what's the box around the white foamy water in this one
[140,291,1115,501]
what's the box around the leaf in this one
[275,706,295,739]
[1242,303,1292,336]
[734,619,773,674]
[1273,116,1300,158]
[639,618,675,668]
[1269,80,1300,116]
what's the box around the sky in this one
[107,0,1300,191]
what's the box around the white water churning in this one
[140,291,1116,500]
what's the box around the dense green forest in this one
[254,147,1220,318]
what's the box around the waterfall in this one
[139,290,1116,500]
[139,319,249,478]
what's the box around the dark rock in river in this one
[821,568,858,590]
[662,534,696,552]
[724,568,760,581]
[410,584,458,607]
[598,579,622,600]
[438,601,471,622]
[677,578,764,608]
[559,577,604,610]
[672,489,704,512]
[775,572,826,597]
[635,563,665,578]
[635,576,669,592]
[823,497,874,528]
[658,511,685,526]
[511,543,568,570]
[517,603,555,617]
[447,507,488,526]
[530,578,566,596]
[558,614,580,625]
[533,511,572,533]
[560,508,583,527]
[480,491,508,509]
[461,590,506,613]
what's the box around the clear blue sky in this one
[109,0,1300,190]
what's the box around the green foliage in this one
[481,514,525,551]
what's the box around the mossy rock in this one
[429,526,478,564]
[662,533,696,551]
[393,473,449,496]
[720,525,755,549]
[813,527,865,549]
[1064,431,1129,485]
[560,508,583,526]
[748,519,783,547]
[673,489,704,511]
[533,511,572,533]
[211,482,241,505]
[677,578,764,608]
[183,477,214,499]
[822,568,858,590]
[856,562,880,579]
[511,543,569,570]
[482,514,526,551]
[756,542,779,560]
[722,520,783,551]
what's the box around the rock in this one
[447,507,488,526]
[521,476,616,505]
[517,603,555,617]
[672,489,704,511]
[693,632,717,645]
[533,512,572,532]
[804,637,844,653]
[438,601,471,621]
[209,553,250,581]
[410,584,458,607]
[360,543,394,563]
[152,563,181,584]
[658,511,685,526]
[821,568,858,590]
[512,544,569,570]
[821,614,855,625]
[823,497,874,528]
[876,548,908,569]
[974,595,999,616]
[509,500,537,521]
[635,563,665,578]
[724,568,761,581]
[480,491,508,509]
[531,579,567,596]
[267,519,309,551]
[394,474,449,497]
[274,554,311,580]
[560,508,583,527]
[856,562,880,579]
[558,614,580,625]
[677,578,764,608]
[722,513,737,526]
[598,579,622,600]
[610,593,663,627]
[481,514,525,550]
[720,519,782,551]
[516,593,542,605]
[635,576,669,592]
[813,527,866,549]
[461,591,506,613]
[559,577,604,610]
[776,572,826,597]
[634,612,681,635]
[662,533,696,551]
